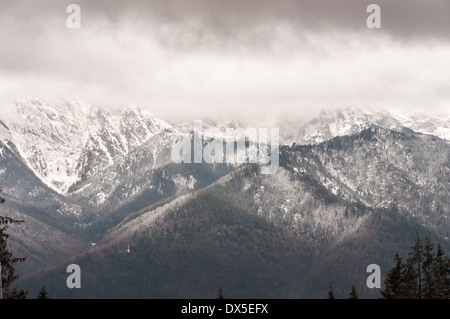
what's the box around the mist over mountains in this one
[0,98,448,298]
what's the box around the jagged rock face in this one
[2,98,173,194]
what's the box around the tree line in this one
[327,234,449,299]
[1,191,49,299]
[381,234,449,299]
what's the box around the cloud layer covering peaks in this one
[1,0,449,123]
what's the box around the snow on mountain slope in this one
[213,166,370,244]
[295,107,450,145]
[389,111,450,141]
[2,98,174,194]
[7,98,90,193]
[286,127,450,239]
[1,98,448,230]
[0,120,12,144]
[69,130,176,206]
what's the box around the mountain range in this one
[0,98,448,298]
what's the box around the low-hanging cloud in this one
[0,0,449,124]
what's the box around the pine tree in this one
[422,237,435,299]
[381,237,450,299]
[0,193,29,299]
[402,257,418,299]
[327,285,335,299]
[381,252,405,299]
[37,285,50,299]
[432,244,448,299]
[409,234,424,299]
[446,252,450,298]
[7,287,27,299]
[349,284,358,299]
[216,285,227,299]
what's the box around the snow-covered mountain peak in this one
[296,107,373,145]
[1,98,174,194]
[1,98,448,197]
[387,110,450,141]
[15,97,89,122]
[296,107,450,145]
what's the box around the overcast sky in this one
[1,0,449,124]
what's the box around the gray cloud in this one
[87,0,450,40]
[2,0,450,45]
[0,0,449,123]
